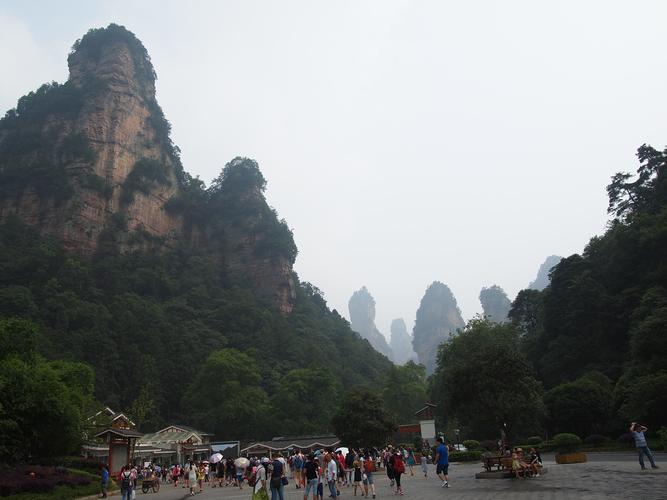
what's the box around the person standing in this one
[100,464,109,498]
[631,422,659,470]
[434,436,449,488]
[325,453,338,499]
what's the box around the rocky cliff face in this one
[529,255,563,291]
[479,285,512,323]
[0,25,295,313]
[0,25,182,253]
[348,287,393,359]
[412,281,465,374]
[389,318,417,365]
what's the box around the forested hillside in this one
[0,25,394,447]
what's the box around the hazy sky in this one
[3,1,667,337]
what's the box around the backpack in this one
[121,472,131,490]
[363,459,374,473]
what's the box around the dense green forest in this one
[431,144,667,442]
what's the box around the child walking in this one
[420,454,428,477]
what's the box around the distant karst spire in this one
[389,318,417,365]
[529,255,563,290]
[348,287,393,359]
[412,281,465,375]
[479,285,511,323]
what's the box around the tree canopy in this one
[430,318,544,440]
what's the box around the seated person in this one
[528,448,542,477]
[512,449,531,478]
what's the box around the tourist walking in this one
[406,448,415,476]
[434,436,449,488]
[362,454,376,499]
[188,462,197,496]
[303,453,319,500]
[352,459,362,496]
[420,453,428,477]
[270,454,286,500]
[631,422,659,470]
[253,458,270,500]
[391,450,405,495]
[118,465,135,500]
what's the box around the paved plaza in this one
[118,454,666,500]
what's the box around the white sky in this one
[2,1,667,337]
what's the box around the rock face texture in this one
[390,318,417,365]
[0,25,295,313]
[0,26,182,253]
[348,287,393,359]
[479,285,512,323]
[529,255,563,291]
[412,281,465,375]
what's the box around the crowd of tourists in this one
[108,443,447,500]
[103,422,661,499]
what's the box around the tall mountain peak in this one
[0,24,296,313]
[412,281,465,374]
[479,285,511,323]
[348,286,393,359]
[68,24,157,96]
[390,318,417,365]
[529,255,563,290]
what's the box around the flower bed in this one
[0,465,93,497]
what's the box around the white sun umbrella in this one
[335,447,349,456]
[210,453,223,464]
[234,457,250,468]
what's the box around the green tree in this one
[616,371,667,429]
[544,372,613,437]
[331,390,397,448]
[183,349,270,440]
[430,318,544,440]
[271,368,339,435]
[381,361,428,423]
[0,319,96,461]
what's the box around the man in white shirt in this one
[326,454,338,499]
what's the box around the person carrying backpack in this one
[391,451,406,495]
[118,465,135,500]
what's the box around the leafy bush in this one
[656,427,667,451]
[479,440,497,451]
[584,434,609,447]
[448,450,482,462]
[120,158,171,205]
[553,433,582,453]
[617,432,635,446]
[0,466,92,496]
[526,436,543,445]
[462,439,480,450]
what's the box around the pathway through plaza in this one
[127,453,666,500]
